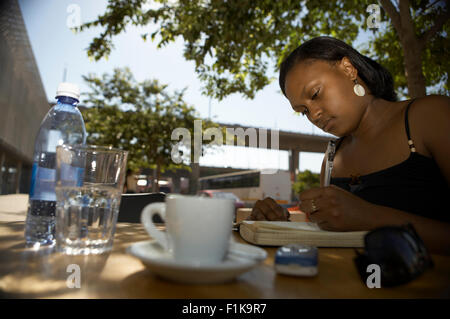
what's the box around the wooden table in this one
[1,195,449,299]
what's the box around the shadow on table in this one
[120,269,251,298]
[0,221,111,298]
[119,260,277,298]
[112,222,156,252]
[0,250,111,298]
[0,220,25,234]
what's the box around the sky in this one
[17,0,374,173]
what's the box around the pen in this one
[323,140,336,187]
[297,139,336,222]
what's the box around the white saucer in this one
[126,240,267,284]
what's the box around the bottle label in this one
[29,163,56,201]
[29,163,84,201]
[29,162,38,198]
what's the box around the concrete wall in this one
[0,0,49,193]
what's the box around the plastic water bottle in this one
[25,83,86,247]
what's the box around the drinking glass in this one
[55,144,128,255]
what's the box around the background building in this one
[0,0,49,194]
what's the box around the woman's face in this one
[284,57,367,137]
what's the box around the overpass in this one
[216,122,333,179]
[161,122,335,194]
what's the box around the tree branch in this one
[379,0,402,39]
[421,3,450,43]
[422,0,442,13]
[399,0,416,37]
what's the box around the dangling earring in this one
[353,79,365,97]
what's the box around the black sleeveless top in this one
[330,99,449,223]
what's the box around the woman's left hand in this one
[298,185,377,231]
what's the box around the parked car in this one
[197,190,245,212]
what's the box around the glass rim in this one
[56,144,128,155]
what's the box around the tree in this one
[81,67,219,191]
[377,0,449,97]
[292,170,320,195]
[77,0,449,100]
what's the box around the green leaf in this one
[78,0,448,99]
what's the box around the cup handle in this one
[141,202,169,250]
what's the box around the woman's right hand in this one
[248,197,290,221]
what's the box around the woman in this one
[249,36,450,255]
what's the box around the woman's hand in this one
[298,185,377,231]
[248,197,290,221]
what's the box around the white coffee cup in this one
[141,194,234,265]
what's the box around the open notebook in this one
[239,221,368,247]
